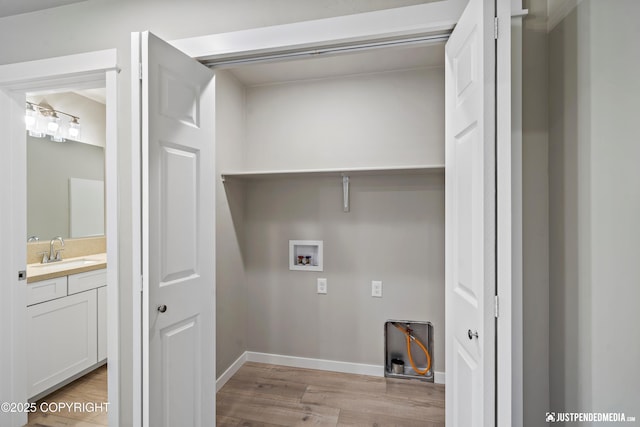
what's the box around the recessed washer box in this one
[289,240,323,272]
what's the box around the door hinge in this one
[494,17,499,39]
[140,275,144,293]
[494,295,499,318]
[138,63,143,80]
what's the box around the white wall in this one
[521,0,550,424]
[243,174,445,372]
[215,70,248,376]
[216,64,445,375]
[549,0,640,417]
[27,92,106,148]
[26,91,106,240]
[244,67,445,170]
[588,0,640,415]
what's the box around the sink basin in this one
[31,258,100,269]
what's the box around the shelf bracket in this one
[342,174,350,213]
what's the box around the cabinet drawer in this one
[27,277,68,306]
[68,269,107,295]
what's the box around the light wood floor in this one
[24,362,445,426]
[25,365,108,427]
[217,362,445,426]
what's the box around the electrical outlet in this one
[317,278,327,294]
[372,280,382,297]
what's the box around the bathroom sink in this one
[31,258,100,269]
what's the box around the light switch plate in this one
[317,278,327,294]
[372,280,382,297]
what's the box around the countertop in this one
[27,253,107,284]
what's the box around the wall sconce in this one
[25,101,81,142]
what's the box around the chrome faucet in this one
[46,236,65,263]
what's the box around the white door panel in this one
[445,0,496,425]
[136,31,216,427]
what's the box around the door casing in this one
[0,49,120,427]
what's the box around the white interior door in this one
[135,31,216,427]
[445,0,496,425]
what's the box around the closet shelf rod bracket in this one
[342,174,350,213]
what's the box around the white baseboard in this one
[216,351,247,392]
[246,351,383,377]
[217,351,446,388]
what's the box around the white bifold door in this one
[445,0,502,425]
[133,32,216,427]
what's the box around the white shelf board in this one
[221,164,444,180]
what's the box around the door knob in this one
[468,329,478,339]
[157,304,167,313]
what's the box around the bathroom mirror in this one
[26,90,106,241]
[27,135,105,240]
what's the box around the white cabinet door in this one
[97,286,107,362]
[27,290,98,398]
[445,0,500,425]
[133,31,216,427]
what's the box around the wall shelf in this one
[220,164,444,181]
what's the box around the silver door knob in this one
[157,304,167,313]
[468,329,479,339]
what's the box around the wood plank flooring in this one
[25,365,108,427]
[217,362,445,426]
[23,362,445,426]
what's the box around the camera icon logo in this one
[545,412,556,422]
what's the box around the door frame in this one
[0,49,120,427]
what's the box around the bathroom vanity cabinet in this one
[26,269,107,399]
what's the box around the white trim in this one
[247,351,382,377]
[219,352,445,386]
[171,1,466,62]
[104,67,120,427]
[216,353,248,392]
[0,85,28,427]
[497,9,524,427]
[0,49,119,427]
[131,32,143,427]
[0,49,118,91]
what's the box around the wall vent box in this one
[289,240,323,271]
[384,320,434,382]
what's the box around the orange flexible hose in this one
[394,323,432,376]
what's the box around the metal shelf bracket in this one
[342,174,350,213]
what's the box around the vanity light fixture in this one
[25,101,81,142]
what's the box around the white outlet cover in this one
[372,280,382,297]
[317,278,327,294]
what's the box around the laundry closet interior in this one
[212,39,447,381]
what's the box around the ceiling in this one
[228,42,445,86]
[0,0,88,18]
[74,88,106,104]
